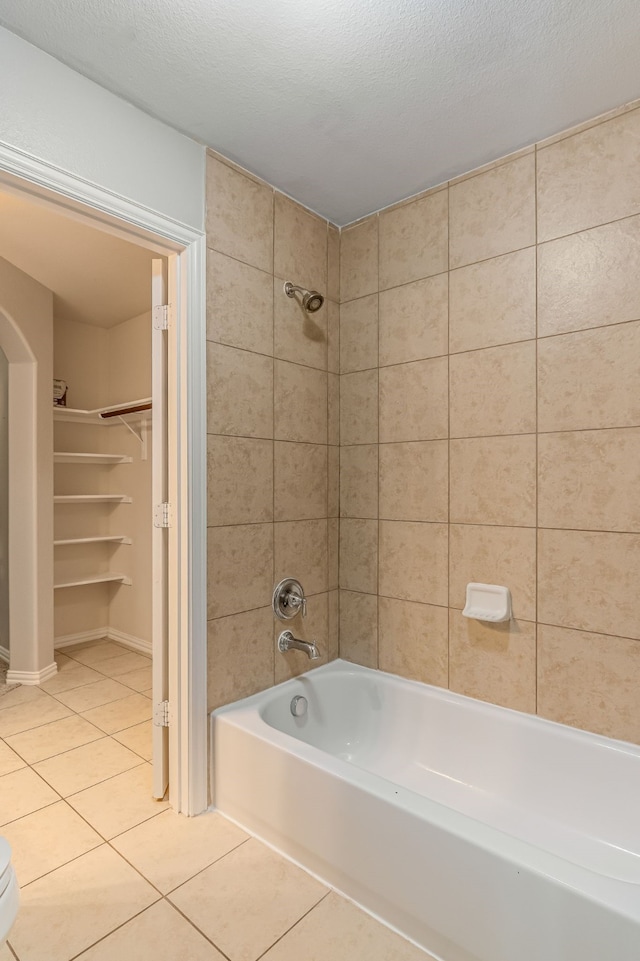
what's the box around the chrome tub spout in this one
[278,630,320,660]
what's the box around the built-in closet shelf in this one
[54,536,132,547]
[54,573,132,590]
[54,494,133,504]
[53,397,152,425]
[54,452,132,465]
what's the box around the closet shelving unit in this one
[53,397,151,592]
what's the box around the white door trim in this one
[0,142,208,816]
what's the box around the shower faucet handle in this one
[273,577,307,620]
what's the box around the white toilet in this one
[0,838,18,945]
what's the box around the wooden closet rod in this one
[100,402,152,419]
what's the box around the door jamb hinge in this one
[154,502,171,528]
[152,304,169,330]
[154,700,170,727]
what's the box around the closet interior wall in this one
[53,312,152,650]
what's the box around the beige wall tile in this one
[379,190,448,289]
[327,225,340,302]
[328,589,339,660]
[379,440,448,522]
[539,429,640,533]
[537,625,640,742]
[274,194,327,291]
[449,525,536,621]
[339,519,378,594]
[206,156,273,272]
[274,361,327,444]
[274,519,328,595]
[274,442,327,522]
[449,154,536,268]
[340,294,378,373]
[208,524,273,619]
[274,277,328,370]
[538,217,640,337]
[379,357,448,442]
[538,529,640,640]
[379,521,448,606]
[327,301,339,373]
[328,518,339,590]
[275,592,330,682]
[378,597,448,687]
[450,341,536,437]
[449,247,536,353]
[207,343,273,438]
[207,435,273,526]
[206,249,273,356]
[537,108,640,242]
[379,273,448,366]
[538,322,640,432]
[328,372,340,445]
[340,217,378,301]
[340,445,378,519]
[339,590,378,668]
[449,146,535,187]
[450,435,536,526]
[328,446,339,517]
[340,369,378,445]
[449,611,536,713]
[207,607,274,711]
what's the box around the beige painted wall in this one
[205,152,340,711]
[54,316,108,410]
[0,255,54,674]
[338,101,640,745]
[53,311,151,645]
[0,348,8,653]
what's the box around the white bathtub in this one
[211,659,640,961]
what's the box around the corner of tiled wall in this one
[337,102,640,745]
[205,151,340,712]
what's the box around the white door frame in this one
[0,144,208,816]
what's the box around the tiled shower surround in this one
[207,101,640,745]
[206,152,340,710]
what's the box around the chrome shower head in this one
[284,281,325,313]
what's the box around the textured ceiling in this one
[1,0,639,225]
[0,190,154,327]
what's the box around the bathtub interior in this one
[254,661,640,882]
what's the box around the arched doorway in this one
[0,299,55,682]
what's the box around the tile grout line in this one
[253,889,334,961]
[446,181,451,691]
[534,142,540,718]
[376,212,380,670]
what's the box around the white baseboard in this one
[106,628,152,656]
[0,644,9,664]
[7,661,58,685]
[54,626,151,656]
[54,628,110,650]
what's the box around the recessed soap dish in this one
[462,583,511,622]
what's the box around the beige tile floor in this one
[0,639,432,961]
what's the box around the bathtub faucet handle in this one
[287,592,306,618]
[273,577,307,620]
